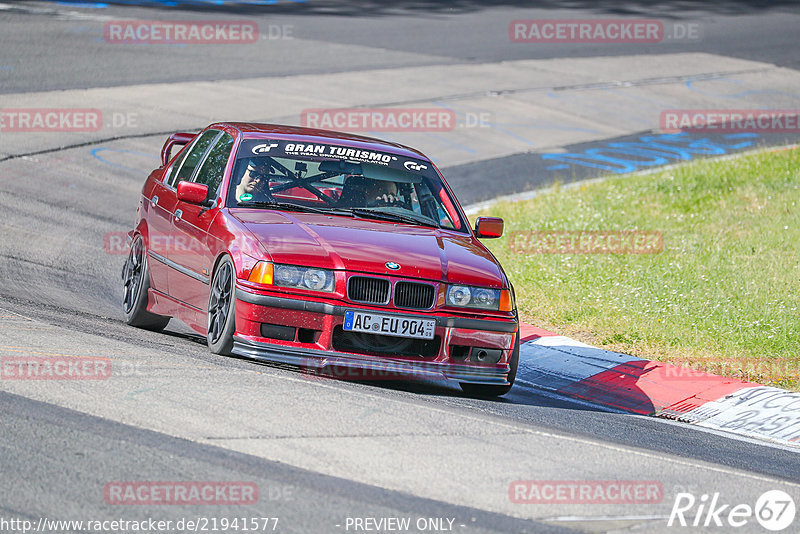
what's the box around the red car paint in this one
[128,123,519,390]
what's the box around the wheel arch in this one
[132,219,151,249]
[210,251,235,284]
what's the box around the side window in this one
[193,132,234,198]
[172,130,219,187]
[165,145,190,188]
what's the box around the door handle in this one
[174,209,183,221]
[151,195,159,208]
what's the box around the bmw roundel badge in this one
[385,262,401,270]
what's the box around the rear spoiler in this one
[161,132,196,166]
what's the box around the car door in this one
[148,129,219,299]
[145,144,188,295]
[169,131,235,312]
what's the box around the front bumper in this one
[232,286,517,385]
[232,337,511,385]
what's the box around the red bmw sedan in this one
[123,123,519,395]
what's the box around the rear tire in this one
[207,256,237,356]
[460,332,519,397]
[122,235,170,331]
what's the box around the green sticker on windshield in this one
[240,193,253,201]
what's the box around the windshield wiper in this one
[237,201,358,218]
[348,208,440,228]
[236,202,437,227]
[236,201,332,214]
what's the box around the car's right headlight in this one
[248,262,335,293]
[446,285,513,311]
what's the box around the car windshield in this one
[227,139,465,231]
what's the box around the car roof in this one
[211,122,431,161]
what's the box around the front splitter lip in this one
[232,336,511,385]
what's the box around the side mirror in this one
[474,217,504,238]
[177,181,210,206]
[161,132,196,166]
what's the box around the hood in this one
[231,210,506,287]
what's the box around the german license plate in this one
[343,311,436,340]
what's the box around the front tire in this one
[460,332,519,397]
[122,235,170,331]
[207,256,237,356]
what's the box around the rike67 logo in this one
[668,490,796,531]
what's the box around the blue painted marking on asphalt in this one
[685,78,800,100]
[55,1,109,6]
[485,124,534,145]
[50,0,306,5]
[720,132,760,148]
[126,387,160,399]
[542,132,761,174]
[546,164,570,170]
[91,147,160,174]
[723,133,760,140]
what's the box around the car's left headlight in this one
[248,262,335,293]
[446,285,513,311]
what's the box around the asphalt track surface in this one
[2,0,800,93]
[1,2,800,533]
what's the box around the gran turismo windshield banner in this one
[238,139,434,176]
